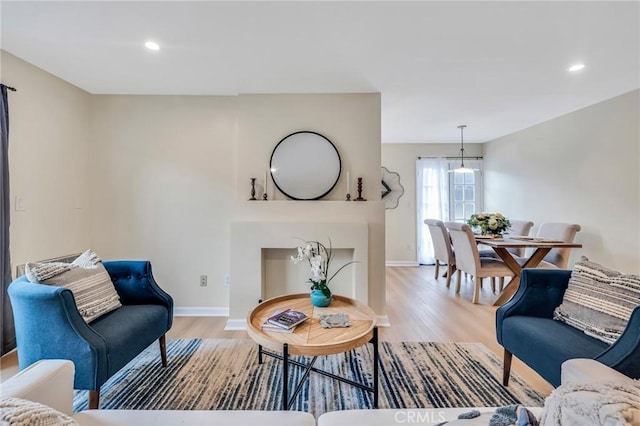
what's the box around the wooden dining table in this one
[476,235,582,306]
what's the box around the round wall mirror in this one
[270,131,341,200]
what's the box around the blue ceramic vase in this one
[310,289,333,307]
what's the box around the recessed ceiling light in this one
[145,41,160,51]
[568,63,585,72]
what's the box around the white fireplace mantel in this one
[226,200,387,330]
[229,220,367,318]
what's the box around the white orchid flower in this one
[310,268,326,282]
[292,238,356,289]
[303,243,313,258]
[290,247,305,263]
[310,254,323,269]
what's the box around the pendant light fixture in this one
[451,124,475,173]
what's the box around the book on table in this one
[261,321,295,333]
[266,308,308,329]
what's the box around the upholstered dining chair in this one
[445,222,514,304]
[529,222,581,269]
[424,219,457,288]
[504,220,535,256]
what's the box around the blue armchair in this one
[496,268,640,387]
[8,260,173,409]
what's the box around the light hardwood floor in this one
[0,265,553,395]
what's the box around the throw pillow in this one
[553,257,640,344]
[24,251,122,323]
[0,397,78,425]
[43,264,122,323]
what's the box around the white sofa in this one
[0,359,315,426]
[1,358,638,425]
[318,359,640,425]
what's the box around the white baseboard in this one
[385,261,419,267]
[376,315,391,327]
[224,319,248,330]
[174,307,229,317]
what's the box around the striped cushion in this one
[25,252,122,323]
[553,257,640,344]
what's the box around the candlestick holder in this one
[354,177,367,201]
[249,178,257,201]
[262,192,268,201]
[345,193,352,201]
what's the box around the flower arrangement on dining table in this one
[467,213,511,236]
[291,239,356,298]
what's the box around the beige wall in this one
[89,93,383,312]
[2,51,92,275]
[236,93,382,202]
[89,95,237,308]
[484,90,640,272]
[381,143,483,263]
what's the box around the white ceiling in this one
[1,1,638,143]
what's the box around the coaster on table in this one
[319,313,351,328]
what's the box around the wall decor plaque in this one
[381,166,404,209]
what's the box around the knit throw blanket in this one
[540,381,640,426]
[433,381,640,426]
[0,397,77,426]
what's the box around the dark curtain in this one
[0,84,15,355]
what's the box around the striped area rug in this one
[74,339,544,416]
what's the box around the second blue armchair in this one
[496,268,640,387]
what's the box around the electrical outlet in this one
[224,275,230,287]
[200,275,207,287]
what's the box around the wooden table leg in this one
[491,247,551,306]
[492,276,521,306]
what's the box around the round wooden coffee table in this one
[246,293,379,410]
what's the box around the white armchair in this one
[318,359,640,425]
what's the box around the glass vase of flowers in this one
[291,239,356,307]
[467,213,511,236]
